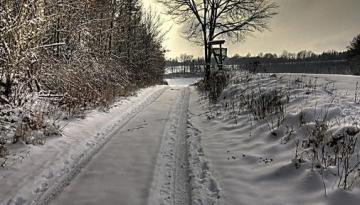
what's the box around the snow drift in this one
[189,72,360,205]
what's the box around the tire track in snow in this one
[187,88,222,205]
[187,120,222,205]
[174,88,191,205]
[10,86,169,205]
[147,87,191,205]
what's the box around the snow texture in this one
[4,74,360,205]
[0,86,167,205]
[148,87,191,205]
[165,78,201,86]
[189,72,360,205]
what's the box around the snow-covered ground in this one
[0,86,168,205]
[188,72,360,205]
[50,87,191,205]
[3,74,360,205]
[165,77,201,86]
[0,79,197,205]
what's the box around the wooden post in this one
[219,44,223,70]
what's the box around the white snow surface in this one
[189,72,360,205]
[0,85,167,205]
[148,87,191,205]
[3,74,360,205]
[165,78,201,86]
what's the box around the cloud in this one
[146,0,360,58]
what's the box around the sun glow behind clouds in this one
[142,0,202,59]
[143,0,360,59]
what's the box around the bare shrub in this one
[296,115,360,190]
[0,145,8,158]
[13,106,60,145]
[329,127,360,189]
[1,0,166,146]
[208,71,231,102]
[243,88,289,120]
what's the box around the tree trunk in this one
[108,0,115,55]
[204,41,213,85]
[4,73,12,97]
[204,42,210,82]
[56,18,60,57]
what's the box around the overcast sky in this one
[143,0,360,59]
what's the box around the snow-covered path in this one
[6,74,360,205]
[47,87,191,205]
[0,79,203,205]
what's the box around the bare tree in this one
[179,53,194,73]
[158,0,278,82]
[1,0,166,108]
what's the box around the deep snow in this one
[0,86,168,205]
[2,74,360,205]
[188,72,360,205]
[0,78,198,205]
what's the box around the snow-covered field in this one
[188,72,360,205]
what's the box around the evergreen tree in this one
[348,34,360,74]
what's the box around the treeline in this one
[166,50,347,66]
[165,50,351,75]
[226,50,347,65]
[0,0,165,109]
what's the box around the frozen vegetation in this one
[3,73,360,205]
[0,86,167,205]
[189,72,360,205]
[1,0,360,204]
[0,0,166,154]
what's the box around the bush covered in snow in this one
[0,0,166,154]
[206,71,360,192]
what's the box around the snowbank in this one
[189,72,360,205]
[0,86,167,205]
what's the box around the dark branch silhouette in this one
[158,0,278,81]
